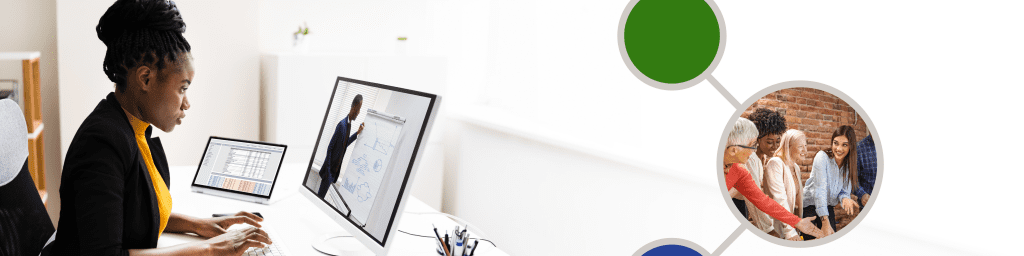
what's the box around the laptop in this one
[191,136,287,204]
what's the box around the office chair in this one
[0,99,54,256]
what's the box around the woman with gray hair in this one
[724,118,823,238]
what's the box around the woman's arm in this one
[727,165,825,238]
[129,226,272,256]
[765,159,797,238]
[809,152,830,217]
[165,212,264,238]
[128,242,210,256]
[765,159,790,212]
[727,165,800,227]
[165,213,201,234]
[64,135,133,256]
[839,177,852,201]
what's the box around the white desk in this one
[159,163,507,256]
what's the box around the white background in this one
[6,0,1017,255]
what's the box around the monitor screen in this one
[302,77,438,246]
[192,137,286,197]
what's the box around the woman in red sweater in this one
[725,118,824,239]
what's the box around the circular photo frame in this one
[716,81,883,247]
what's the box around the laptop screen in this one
[192,137,287,198]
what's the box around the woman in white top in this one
[764,129,807,241]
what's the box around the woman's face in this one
[724,139,757,165]
[758,133,781,156]
[831,135,850,161]
[143,56,194,132]
[790,136,807,162]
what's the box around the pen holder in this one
[436,242,473,256]
[435,228,475,256]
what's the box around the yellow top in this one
[125,110,173,237]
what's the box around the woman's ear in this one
[135,65,154,92]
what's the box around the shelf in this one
[0,52,40,60]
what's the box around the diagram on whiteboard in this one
[351,154,370,175]
[336,109,406,225]
[340,176,373,202]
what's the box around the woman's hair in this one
[748,108,787,139]
[97,0,191,92]
[773,129,806,166]
[728,117,758,147]
[824,125,858,192]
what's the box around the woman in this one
[46,1,270,255]
[735,107,787,234]
[765,129,807,240]
[723,118,824,239]
[748,108,787,165]
[800,125,860,240]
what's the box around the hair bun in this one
[96,0,186,47]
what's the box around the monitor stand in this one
[311,233,374,256]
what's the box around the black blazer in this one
[46,93,170,256]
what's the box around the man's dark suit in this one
[317,117,358,198]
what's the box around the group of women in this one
[724,108,861,241]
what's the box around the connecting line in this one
[711,225,745,256]
[707,75,740,110]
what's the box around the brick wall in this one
[740,87,869,232]
[741,87,868,180]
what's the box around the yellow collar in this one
[123,108,150,136]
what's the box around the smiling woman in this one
[43,1,271,256]
[800,125,859,240]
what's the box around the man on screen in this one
[318,94,365,199]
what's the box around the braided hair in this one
[97,0,191,92]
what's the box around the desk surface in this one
[160,163,507,256]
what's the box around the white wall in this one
[256,0,442,56]
[57,0,260,168]
[0,0,62,226]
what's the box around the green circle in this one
[625,0,720,84]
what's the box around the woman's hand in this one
[840,198,859,215]
[822,218,835,236]
[785,235,801,241]
[194,211,264,238]
[794,216,824,238]
[205,226,272,256]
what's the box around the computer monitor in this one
[299,76,440,255]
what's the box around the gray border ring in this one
[631,238,712,256]
[715,80,884,247]
[617,0,727,91]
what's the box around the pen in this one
[444,234,450,253]
[470,240,479,256]
[460,228,468,256]
[212,212,263,218]
[433,226,450,256]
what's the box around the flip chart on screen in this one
[336,109,405,225]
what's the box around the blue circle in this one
[642,245,703,256]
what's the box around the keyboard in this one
[229,223,291,256]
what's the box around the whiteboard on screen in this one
[334,109,405,226]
